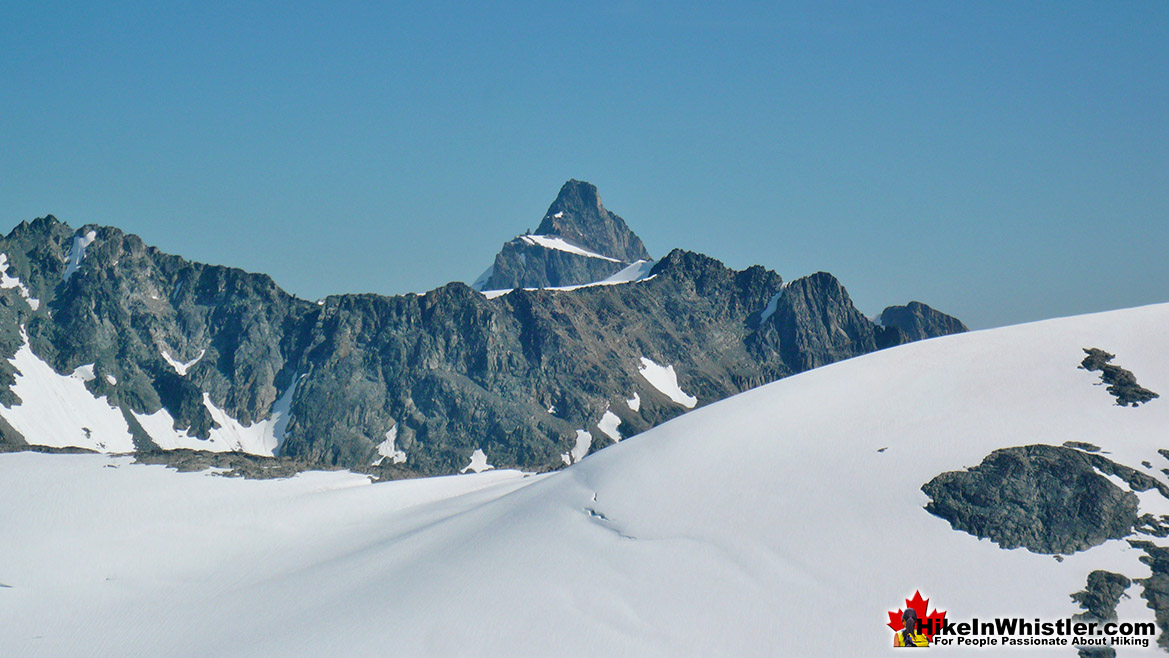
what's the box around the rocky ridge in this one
[0,183,966,476]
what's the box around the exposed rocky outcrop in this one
[880,301,969,344]
[1071,570,1133,657]
[1081,348,1160,407]
[922,445,1143,554]
[1127,540,1169,649]
[1073,570,1133,622]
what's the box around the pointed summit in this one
[473,180,653,291]
[535,180,650,263]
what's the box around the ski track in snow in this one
[5,303,1169,655]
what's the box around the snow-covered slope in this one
[0,329,297,457]
[4,302,1169,656]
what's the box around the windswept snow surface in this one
[638,356,698,408]
[518,234,621,262]
[160,347,205,376]
[5,303,1169,655]
[62,230,96,281]
[0,253,40,310]
[479,259,656,299]
[626,391,641,411]
[0,330,134,453]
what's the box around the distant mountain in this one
[473,180,652,291]
[880,301,969,342]
[0,184,966,476]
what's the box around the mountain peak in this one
[534,180,650,263]
[473,180,653,291]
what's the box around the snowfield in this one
[4,302,1169,656]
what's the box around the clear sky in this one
[3,1,1166,329]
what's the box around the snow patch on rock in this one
[461,448,494,474]
[561,429,593,465]
[0,254,40,310]
[62,230,97,281]
[373,424,407,466]
[0,329,134,452]
[598,409,622,442]
[161,348,206,376]
[759,284,790,324]
[638,357,697,408]
[135,376,300,456]
[626,392,640,412]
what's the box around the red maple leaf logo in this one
[887,590,947,641]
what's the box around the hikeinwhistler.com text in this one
[919,617,1156,649]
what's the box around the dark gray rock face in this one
[1081,348,1160,407]
[747,271,884,371]
[1071,570,1132,658]
[1126,540,1169,649]
[922,445,1143,554]
[0,210,965,477]
[1072,570,1132,623]
[477,180,650,291]
[879,301,969,344]
[0,217,313,451]
[534,180,650,263]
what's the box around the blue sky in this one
[2,1,1166,329]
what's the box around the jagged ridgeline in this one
[0,182,966,476]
